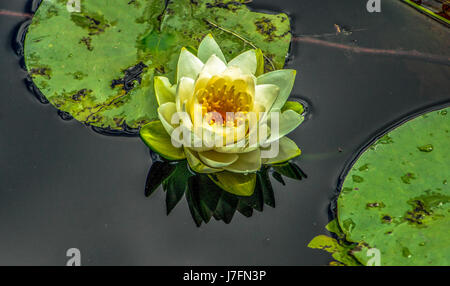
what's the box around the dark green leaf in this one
[215,192,239,224]
[273,162,306,180]
[237,201,253,218]
[185,179,203,227]
[258,167,275,208]
[239,182,264,212]
[165,161,192,214]
[187,174,222,223]
[272,171,286,185]
[145,161,176,197]
[198,177,223,223]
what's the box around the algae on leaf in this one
[309,107,450,266]
[24,0,291,132]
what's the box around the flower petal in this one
[214,143,258,154]
[263,137,301,165]
[185,147,222,173]
[202,121,248,146]
[208,171,256,196]
[198,150,239,168]
[257,69,296,111]
[200,54,227,77]
[197,34,227,64]
[157,102,177,135]
[228,49,257,75]
[176,77,195,113]
[221,65,243,78]
[154,76,176,106]
[213,119,263,154]
[173,102,213,152]
[223,148,262,173]
[194,72,212,95]
[140,121,185,161]
[217,69,256,99]
[255,84,279,113]
[265,109,304,144]
[177,47,204,82]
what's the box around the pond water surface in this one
[0,0,449,265]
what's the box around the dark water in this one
[0,0,449,265]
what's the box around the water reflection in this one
[145,152,307,226]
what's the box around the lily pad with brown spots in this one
[24,0,291,132]
[337,107,450,266]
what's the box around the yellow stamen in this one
[196,75,253,125]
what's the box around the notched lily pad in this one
[24,0,292,133]
[338,107,450,266]
[310,107,450,266]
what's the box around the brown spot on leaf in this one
[111,62,148,93]
[30,67,52,79]
[79,36,94,51]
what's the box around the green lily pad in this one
[24,0,291,132]
[337,107,450,265]
[307,219,362,266]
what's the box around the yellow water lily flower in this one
[140,34,304,196]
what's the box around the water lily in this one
[140,34,304,196]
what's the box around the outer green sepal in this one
[140,120,186,161]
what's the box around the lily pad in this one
[24,0,291,132]
[337,107,450,265]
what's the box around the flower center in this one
[196,76,252,125]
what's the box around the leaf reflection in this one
[144,154,307,226]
